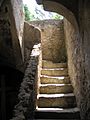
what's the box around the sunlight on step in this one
[43,68,64,70]
[37,94,65,98]
[31,43,41,56]
[36,107,64,111]
[40,75,65,79]
[36,107,80,112]
[58,76,65,79]
[39,83,66,86]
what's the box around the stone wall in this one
[0,0,15,66]
[64,0,90,119]
[30,20,67,63]
[0,68,24,120]
[10,0,24,60]
[9,0,24,71]
[64,18,81,108]
[0,0,24,72]
[11,44,41,120]
[24,22,41,67]
[79,0,90,119]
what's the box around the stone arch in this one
[42,0,78,30]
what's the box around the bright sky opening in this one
[23,0,38,12]
[22,0,63,20]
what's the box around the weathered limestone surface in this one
[11,44,41,120]
[10,0,24,71]
[0,0,24,72]
[64,18,81,108]
[0,0,15,66]
[40,84,73,94]
[30,20,67,63]
[38,93,76,108]
[79,1,90,119]
[41,68,68,76]
[40,75,70,84]
[1,0,90,120]
[38,0,90,119]
[64,0,90,118]
[24,22,41,67]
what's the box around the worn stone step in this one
[35,107,80,119]
[37,93,76,108]
[42,60,67,68]
[39,84,73,94]
[41,68,68,76]
[40,75,70,84]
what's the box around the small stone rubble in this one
[11,44,41,120]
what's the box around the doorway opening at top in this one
[23,0,63,21]
[23,0,68,113]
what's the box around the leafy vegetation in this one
[24,4,35,21]
[24,4,63,21]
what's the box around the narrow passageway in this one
[34,60,80,119]
[1,0,90,120]
[22,4,81,118]
[29,18,80,119]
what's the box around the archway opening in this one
[22,1,80,118]
[0,0,81,119]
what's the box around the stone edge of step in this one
[41,68,67,71]
[37,93,75,98]
[36,107,80,113]
[42,60,67,66]
[39,84,72,87]
[40,75,69,79]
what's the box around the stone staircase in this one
[35,60,80,119]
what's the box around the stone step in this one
[37,93,76,108]
[39,84,73,94]
[42,60,67,68]
[41,68,68,76]
[40,75,70,84]
[35,107,80,119]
